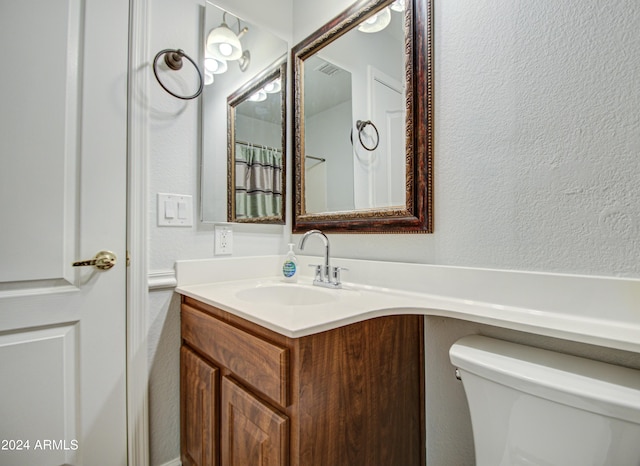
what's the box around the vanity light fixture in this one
[206,12,248,61]
[357,7,391,33]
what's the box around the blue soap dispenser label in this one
[283,261,297,278]
[283,243,298,281]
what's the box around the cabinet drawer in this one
[181,304,289,406]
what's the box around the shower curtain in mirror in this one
[235,143,282,218]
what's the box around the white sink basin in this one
[235,283,339,306]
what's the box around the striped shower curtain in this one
[235,144,282,218]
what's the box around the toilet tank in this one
[449,335,640,466]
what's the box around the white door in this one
[0,0,129,464]
[370,69,405,208]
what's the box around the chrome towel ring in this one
[152,49,203,100]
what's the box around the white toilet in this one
[449,335,640,466]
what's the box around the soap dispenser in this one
[282,243,298,282]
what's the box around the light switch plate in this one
[157,193,193,227]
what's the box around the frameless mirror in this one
[201,2,288,223]
[292,0,433,232]
[227,60,286,223]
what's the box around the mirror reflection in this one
[201,2,288,223]
[303,7,405,214]
[228,61,286,223]
[293,0,433,233]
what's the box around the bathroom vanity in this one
[176,255,640,465]
[180,296,424,466]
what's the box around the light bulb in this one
[219,43,233,57]
[204,56,227,74]
[248,90,267,102]
[263,78,281,94]
[365,14,378,25]
[357,7,391,33]
[391,0,406,12]
[204,57,219,73]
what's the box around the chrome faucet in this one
[298,229,347,288]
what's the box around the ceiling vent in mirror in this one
[314,61,342,77]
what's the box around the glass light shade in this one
[390,0,406,12]
[204,71,214,86]
[248,89,267,102]
[204,56,228,74]
[357,7,391,33]
[263,78,281,94]
[207,23,242,60]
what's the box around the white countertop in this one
[175,256,640,353]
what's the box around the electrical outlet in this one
[214,225,233,255]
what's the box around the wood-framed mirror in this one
[227,58,287,223]
[292,0,433,233]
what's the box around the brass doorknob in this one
[72,251,117,271]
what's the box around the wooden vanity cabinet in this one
[180,296,425,466]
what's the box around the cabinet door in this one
[221,376,289,466]
[181,346,219,466]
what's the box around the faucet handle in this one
[331,266,349,285]
[308,264,323,281]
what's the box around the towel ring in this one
[153,49,203,100]
[350,120,380,151]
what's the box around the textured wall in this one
[147,290,181,465]
[434,0,640,276]
[147,0,204,462]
